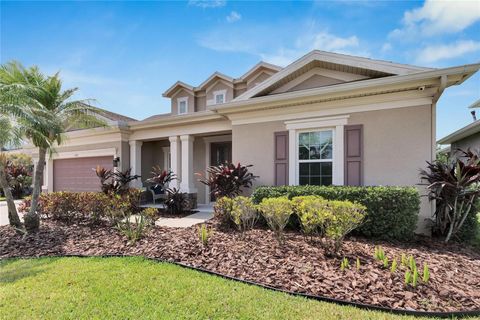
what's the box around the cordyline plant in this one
[95,166,140,195]
[420,149,480,243]
[145,165,176,189]
[197,162,257,199]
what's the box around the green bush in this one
[213,196,259,231]
[292,196,365,253]
[19,189,143,225]
[252,185,420,240]
[258,197,293,242]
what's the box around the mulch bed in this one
[1,219,479,313]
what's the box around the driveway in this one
[0,200,23,226]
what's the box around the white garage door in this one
[53,156,113,192]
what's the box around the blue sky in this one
[1,0,479,139]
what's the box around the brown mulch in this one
[1,219,479,313]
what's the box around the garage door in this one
[53,156,113,192]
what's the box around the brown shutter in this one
[344,125,363,186]
[274,131,289,186]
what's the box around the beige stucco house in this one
[20,50,480,233]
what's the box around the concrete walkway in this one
[0,200,24,226]
[153,204,214,228]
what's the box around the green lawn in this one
[0,257,435,320]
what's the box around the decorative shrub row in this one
[19,189,143,225]
[215,195,365,253]
[251,185,420,240]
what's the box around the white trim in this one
[207,89,227,106]
[177,96,188,115]
[169,136,181,189]
[129,141,143,188]
[271,67,368,94]
[231,96,433,126]
[285,115,349,130]
[52,148,117,160]
[180,135,197,193]
[203,135,232,204]
[287,116,347,186]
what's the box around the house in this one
[19,50,480,233]
[437,99,480,159]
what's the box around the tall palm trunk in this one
[0,160,22,228]
[24,147,46,231]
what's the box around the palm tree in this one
[0,61,105,231]
[0,62,51,229]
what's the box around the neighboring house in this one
[437,99,480,158]
[18,50,480,233]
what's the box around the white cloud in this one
[390,0,480,39]
[198,25,366,66]
[188,0,226,8]
[226,11,241,23]
[415,40,480,64]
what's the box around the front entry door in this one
[210,142,232,200]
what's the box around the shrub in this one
[95,166,141,195]
[324,200,365,252]
[420,149,480,242]
[198,224,212,246]
[213,196,234,225]
[292,196,365,252]
[252,185,419,240]
[198,162,257,200]
[258,197,293,242]
[291,195,329,237]
[4,160,32,199]
[164,188,187,215]
[19,189,142,225]
[230,196,258,231]
[145,166,175,189]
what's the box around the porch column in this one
[169,136,181,189]
[129,140,143,188]
[180,134,196,193]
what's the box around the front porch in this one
[130,132,232,206]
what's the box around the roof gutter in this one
[433,75,447,103]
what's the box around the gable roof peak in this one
[162,81,194,98]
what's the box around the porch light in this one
[113,157,120,168]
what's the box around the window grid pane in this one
[298,129,333,186]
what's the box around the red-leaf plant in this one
[145,165,176,190]
[420,149,480,242]
[197,162,257,200]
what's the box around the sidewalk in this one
[0,200,24,226]
[154,204,214,228]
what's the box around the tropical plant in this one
[145,166,175,189]
[258,197,293,243]
[4,160,32,198]
[198,162,257,199]
[115,213,148,245]
[420,149,480,242]
[95,166,140,195]
[164,188,187,215]
[0,61,105,231]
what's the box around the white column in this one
[288,129,296,185]
[333,125,344,186]
[180,134,197,193]
[129,140,143,188]
[169,136,181,189]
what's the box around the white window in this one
[177,97,188,114]
[214,92,225,104]
[297,130,333,186]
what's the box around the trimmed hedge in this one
[251,185,420,240]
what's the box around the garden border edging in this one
[1,254,479,319]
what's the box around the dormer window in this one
[177,97,188,114]
[213,90,226,105]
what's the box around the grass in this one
[0,257,436,320]
[0,196,5,201]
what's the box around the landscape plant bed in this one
[1,219,479,314]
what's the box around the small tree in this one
[420,149,480,242]
[197,162,257,200]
